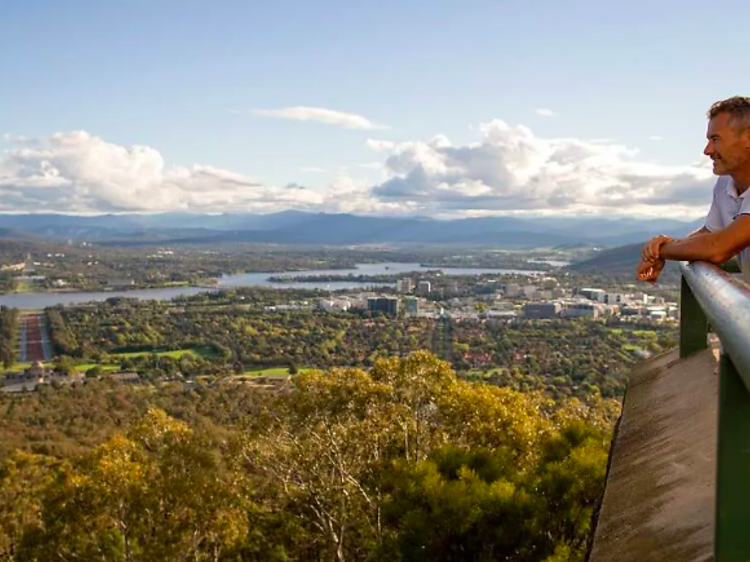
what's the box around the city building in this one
[1,361,85,393]
[396,278,414,293]
[367,296,401,316]
[577,287,606,302]
[404,296,419,314]
[560,301,600,318]
[417,280,432,295]
[648,308,668,322]
[523,302,561,319]
[503,283,521,298]
[620,305,643,317]
[317,298,352,312]
[521,285,538,299]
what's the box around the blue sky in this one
[1,0,748,217]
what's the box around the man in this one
[638,96,750,283]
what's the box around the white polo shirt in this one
[705,175,750,283]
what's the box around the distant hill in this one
[567,243,644,273]
[0,211,704,248]
[567,242,681,282]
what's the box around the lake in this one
[0,262,544,309]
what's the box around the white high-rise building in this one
[396,278,414,293]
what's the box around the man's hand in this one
[637,259,665,283]
[641,235,674,263]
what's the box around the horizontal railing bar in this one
[679,261,750,393]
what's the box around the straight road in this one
[18,313,51,363]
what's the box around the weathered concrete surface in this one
[588,348,717,562]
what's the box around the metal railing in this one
[679,260,750,562]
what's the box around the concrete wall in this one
[588,348,717,562]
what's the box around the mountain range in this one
[0,211,704,248]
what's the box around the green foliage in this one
[44,294,675,400]
[0,308,19,368]
[0,352,617,561]
[453,318,677,398]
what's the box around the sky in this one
[1,0,748,219]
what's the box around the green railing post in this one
[715,350,750,562]
[680,275,708,358]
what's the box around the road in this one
[431,314,454,363]
[18,313,52,363]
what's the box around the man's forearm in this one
[660,233,728,263]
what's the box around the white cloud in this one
[249,106,387,130]
[0,131,324,213]
[536,108,557,117]
[366,139,396,151]
[0,126,715,219]
[649,135,663,141]
[300,167,326,173]
[371,120,714,216]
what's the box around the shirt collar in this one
[724,176,747,199]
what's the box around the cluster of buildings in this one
[410,277,676,323]
[269,275,677,323]
[317,294,426,316]
[262,293,430,317]
[1,361,141,394]
[396,278,435,295]
[522,287,678,322]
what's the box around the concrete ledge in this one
[588,348,717,562]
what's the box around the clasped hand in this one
[636,235,673,283]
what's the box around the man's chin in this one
[713,162,726,175]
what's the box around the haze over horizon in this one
[1,0,748,220]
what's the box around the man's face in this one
[704,112,750,176]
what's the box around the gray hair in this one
[708,96,750,133]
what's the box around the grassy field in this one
[111,346,217,359]
[3,346,216,374]
[237,367,314,377]
[3,362,121,374]
[5,361,31,372]
[74,364,121,372]
[13,280,36,293]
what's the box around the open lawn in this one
[112,346,217,360]
[3,362,120,374]
[74,364,121,372]
[237,367,313,377]
[2,346,217,374]
[13,280,35,293]
[4,361,31,373]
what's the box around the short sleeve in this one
[705,178,724,232]
[738,193,750,217]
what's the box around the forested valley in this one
[0,352,617,562]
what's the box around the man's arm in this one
[641,226,710,263]
[660,215,750,264]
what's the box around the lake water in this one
[0,262,544,309]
